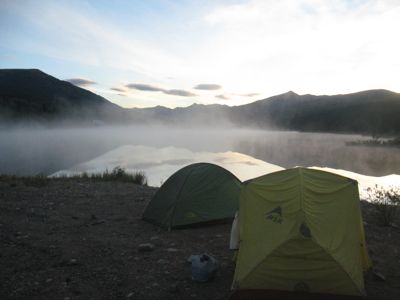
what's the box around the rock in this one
[138,243,155,252]
[127,292,134,298]
[168,283,179,293]
[373,271,386,281]
[68,259,78,266]
[45,278,53,283]
[157,259,168,264]
[166,248,178,253]
[150,235,163,246]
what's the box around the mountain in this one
[230,89,400,135]
[1,69,400,135]
[128,89,400,135]
[0,69,125,124]
[128,103,232,127]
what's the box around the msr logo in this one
[265,206,283,224]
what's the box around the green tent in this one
[142,163,241,229]
[232,167,371,298]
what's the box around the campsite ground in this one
[0,178,399,300]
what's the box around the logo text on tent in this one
[265,206,283,224]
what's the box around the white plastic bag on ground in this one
[187,254,218,282]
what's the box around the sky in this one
[0,0,399,108]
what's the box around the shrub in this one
[367,185,400,226]
[71,166,148,185]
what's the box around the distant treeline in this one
[347,137,400,148]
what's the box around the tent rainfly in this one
[232,167,371,298]
[142,163,241,229]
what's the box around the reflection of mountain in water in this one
[52,145,399,199]
[52,145,284,186]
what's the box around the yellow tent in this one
[232,167,371,297]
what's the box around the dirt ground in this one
[0,178,399,300]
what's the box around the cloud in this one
[66,78,96,87]
[194,83,222,90]
[125,83,165,92]
[215,92,258,100]
[110,87,127,92]
[164,89,197,97]
[2,1,186,81]
[215,94,230,100]
[236,92,259,97]
[202,0,400,97]
[242,93,259,97]
[125,83,196,97]
[5,0,399,107]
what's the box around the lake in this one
[1,126,399,188]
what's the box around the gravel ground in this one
[0,178,399,299]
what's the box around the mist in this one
[0,125,399,180]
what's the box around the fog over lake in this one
[1,126,399,184]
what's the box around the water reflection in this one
[52,145,284,186]
[52,144,399,200]
[1,127,399,177]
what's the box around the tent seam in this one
[313,240,365,295]
[168,167,195,230]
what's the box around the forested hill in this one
[128,89,400,135]
[0,69,125,124]
[229,89,400,135]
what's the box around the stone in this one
[168,283,179,293]
[166,248,178,253]
[138,243,155,252]
[157,259,168,264]
[373,271,386,281]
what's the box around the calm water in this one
[1,126,399,181]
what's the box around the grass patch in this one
[69,166,148,185]
[368,185,400,226]
[0,167,148,186]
